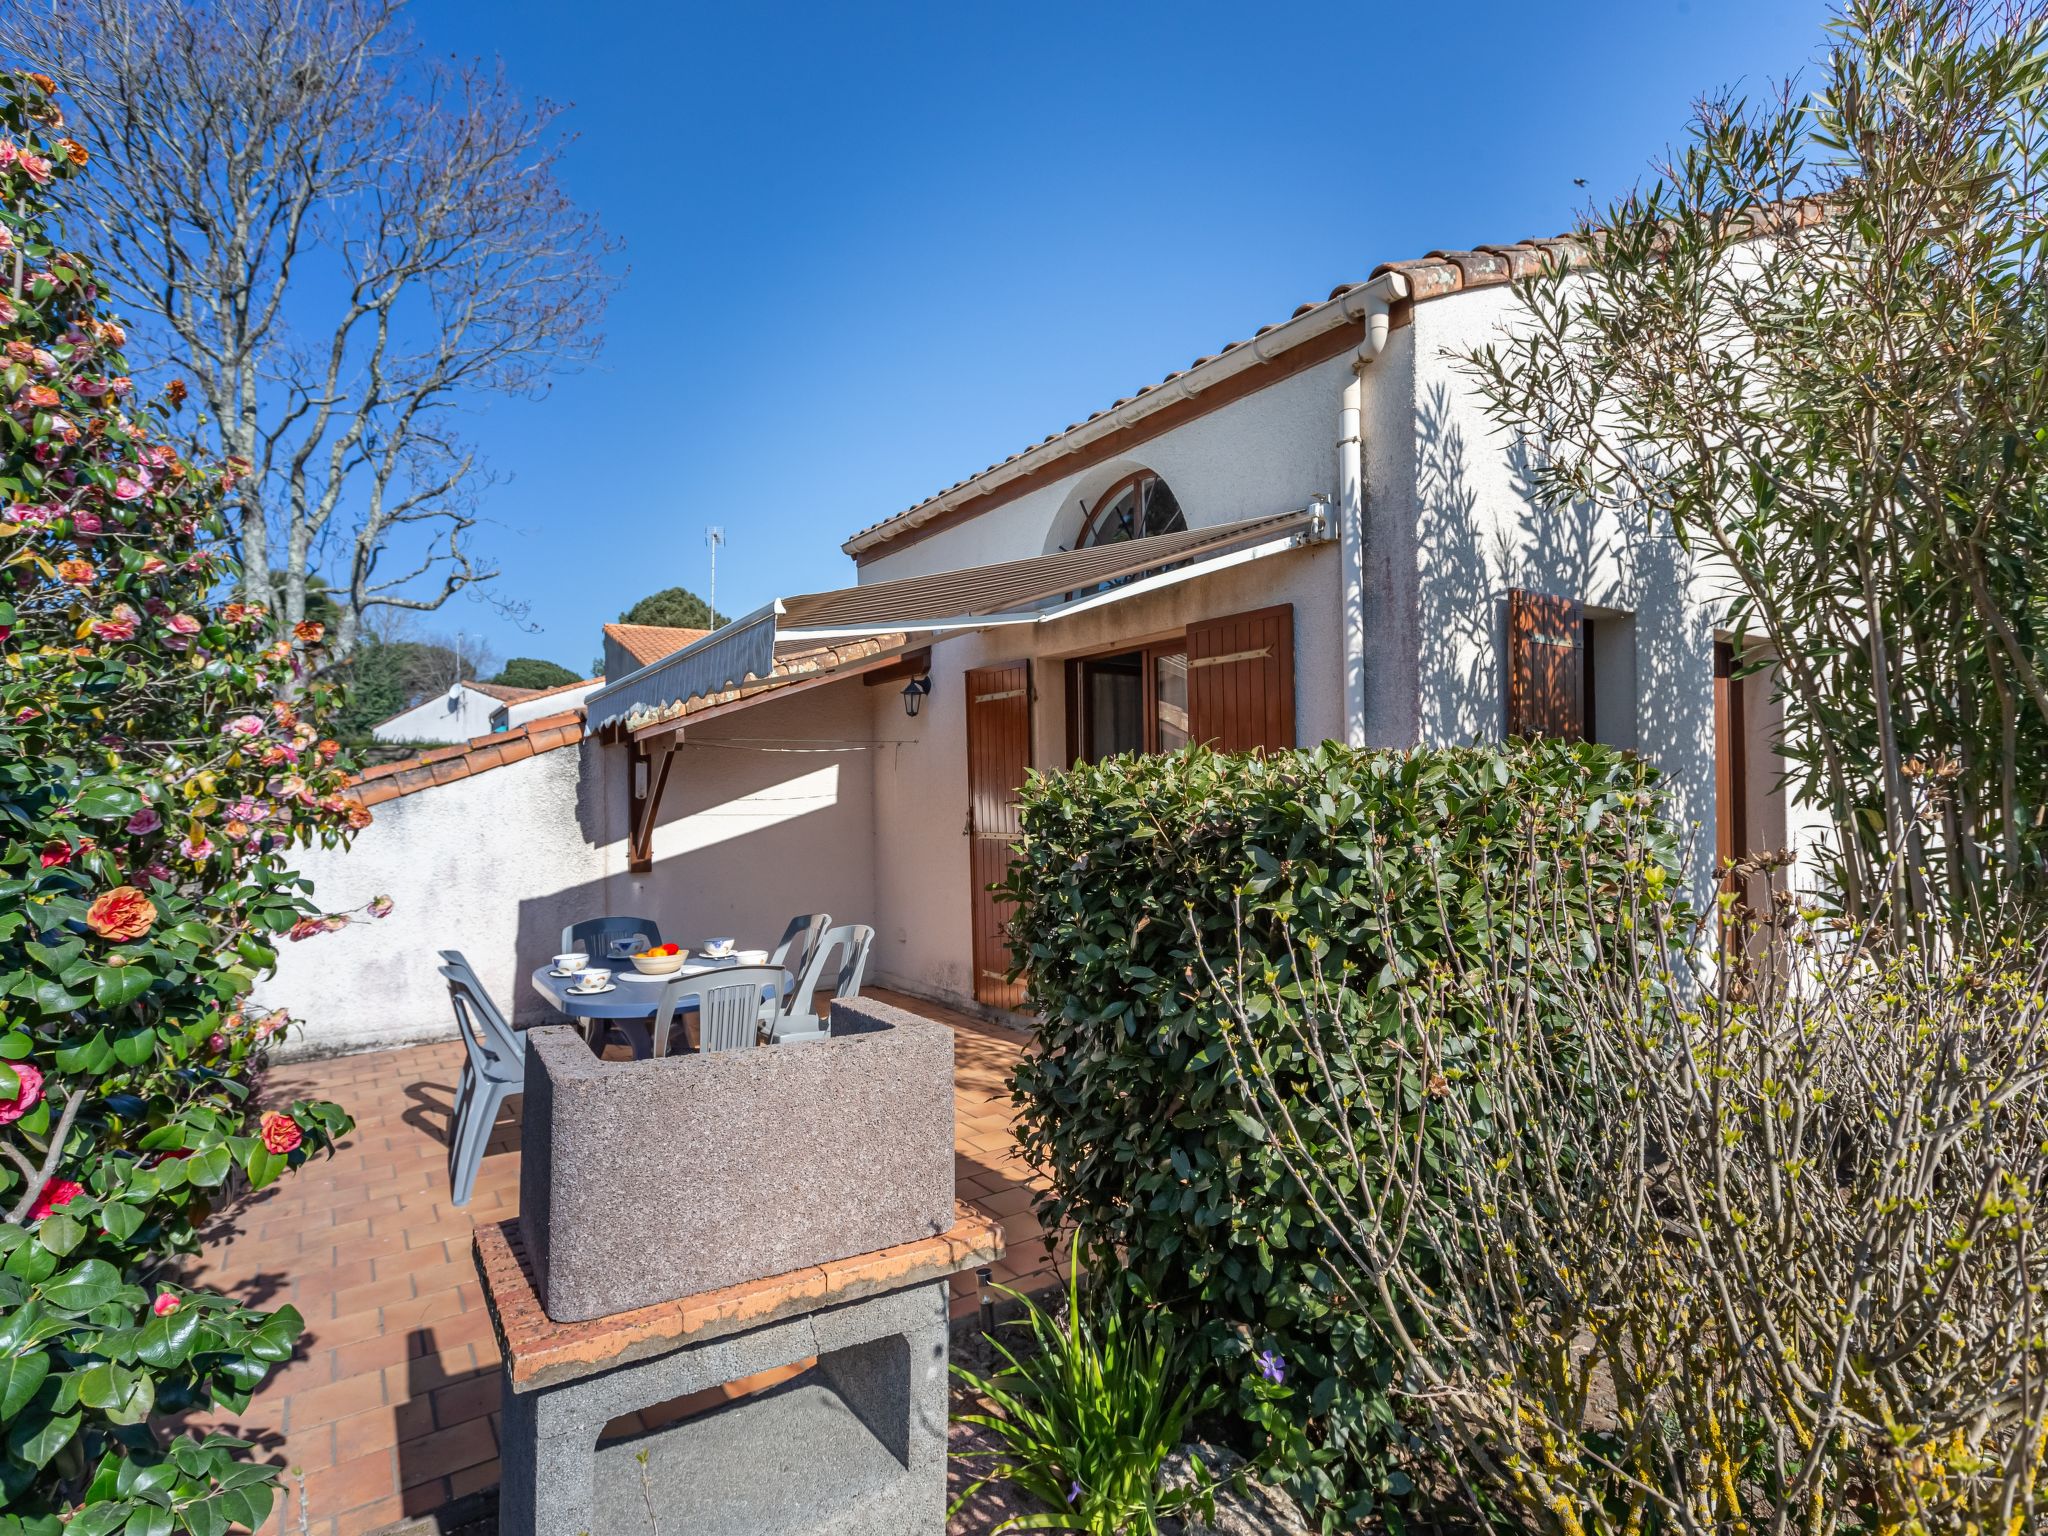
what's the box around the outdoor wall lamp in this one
[901,675,932,718]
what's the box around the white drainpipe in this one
[1334,271,1410,747]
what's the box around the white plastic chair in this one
[766,924,874,1045]
[562,916,662,964]
[651,965,785,1058]
[439,953,524,1207]
[768,912,831,994]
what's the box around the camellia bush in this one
[1000,738,1683,1529]
[0,71,378,1532]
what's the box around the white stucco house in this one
[274,225,1810,1054]
[371,676,605,746]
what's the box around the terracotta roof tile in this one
[342,709,586,810]
[604,623,712,670]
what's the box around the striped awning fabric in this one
[583,509,1319,734]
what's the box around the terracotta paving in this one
[175,988,1053,1536]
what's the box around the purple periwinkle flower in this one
[1257,1349,1286,1385]
[1066,1480,1082,1506]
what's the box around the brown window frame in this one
[1065,638,1191,765]
[1073,470,1188,549]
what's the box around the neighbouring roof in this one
[841,203,1830,559]
[349,709,586,807]
[604,623,712,670]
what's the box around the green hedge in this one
[1000,738,1683,1528]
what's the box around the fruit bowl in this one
[630,947,688,975]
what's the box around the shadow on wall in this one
[1413,380,1713,869]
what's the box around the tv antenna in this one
[706,526,725,623]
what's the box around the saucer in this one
[567,982,616,996]
[548,967,580,978]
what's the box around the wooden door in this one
[965,661,1032,1010]
[1505,589,1586,739]
[1187,605,1295,753]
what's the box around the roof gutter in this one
[842,278,1405,558]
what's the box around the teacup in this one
[553,951,589,974]
[574,967,612,992]
[703,937,736,958]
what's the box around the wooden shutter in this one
[1187,605,1294,753]
[964,661,1032,1010]
[1504,589,1585,739]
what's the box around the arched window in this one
[1076,471,1185,547]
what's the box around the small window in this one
[1076,471,1185,548]
[1067,643,1190,764]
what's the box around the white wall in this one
[261,745,603,1058]
[373,688,504,745]
[593,682,883,956]
[506,682,602,728]
[860,353,1355,581]
[1401,286,1771,907]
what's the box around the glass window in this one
[1077,472,1186,548]
[1154,650,1188,752]
[1070,646,1189,763]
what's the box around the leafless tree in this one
[1,0,617,658]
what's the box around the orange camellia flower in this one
[293,620,324,645]
[164,377,186,407]
[25,73,54,96]
[55,559,95,586]
[56,138,87,167]
[258,1111,303,1155]
[20,383,58,408]
[86,884,157,942]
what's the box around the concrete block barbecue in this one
[518,995,956,1322]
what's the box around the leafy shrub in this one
[1000,738,1683,1528]
[1223,826,2048,1532]
[0,70,373,1530]
[951,1264,1220,1535]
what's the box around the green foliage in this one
[1001,738,1682,1528]
[951,1265,1220,1535]
[325,637,476,737]
[616,585,725,631]
[489,656,579,691]
[1466,0,2048,923]
[0,69,369,1526]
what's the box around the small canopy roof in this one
[584,509,1322,735]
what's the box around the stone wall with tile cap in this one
[517,995,957,1322]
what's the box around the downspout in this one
[1335,271,1410,748]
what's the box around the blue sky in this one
[405,0,1830,676]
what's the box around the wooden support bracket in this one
[627,733,677,873]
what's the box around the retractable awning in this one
[584,507,1324,736]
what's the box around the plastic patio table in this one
[528,958,781,1052]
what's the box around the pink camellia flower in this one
[152,1293,180,1317]
[321,915,349,934]
[139,554,168,576]
[207,1032,227,1054]
[0,142,16,171]
[38,838,73,869]
[287,917,323,942]
[227,797,264,823]
[368,895,394,919]
[108,377,133,398]
[92,608,139,642]
[223,714,265,738]
[0,1063,45,1127]
[125,807,161,836]
[112,476,146,503]
[28,1179,83,1221]
[17,153,52,186]
[70,510,102,538]
[178,833,213,861]
[258,1112,303,1155]
[141,862,171,881]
